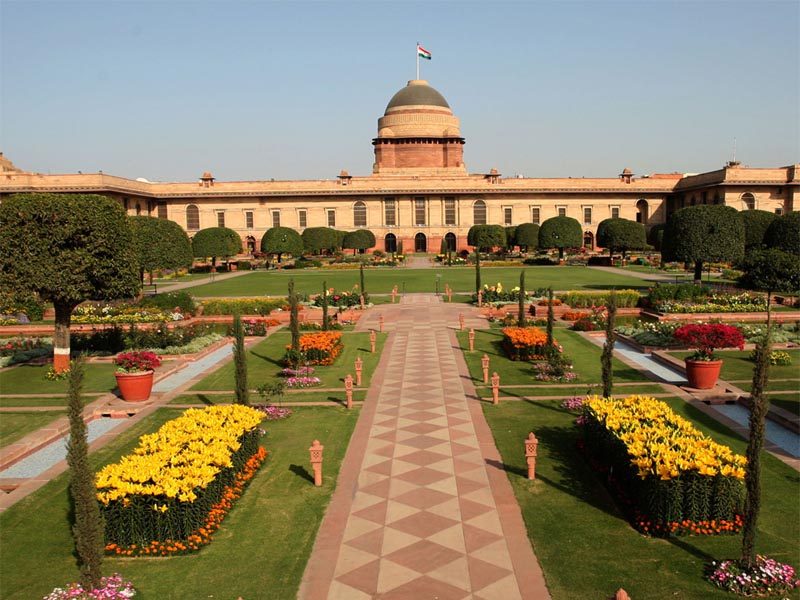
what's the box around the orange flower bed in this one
[287,330,344,365]
[537,299,563,306]
[502,327,554,360]
[562,311,591,321]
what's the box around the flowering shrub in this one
[562,311,591,321]
[537,298,562,306]
[43,573,136,599]
[502,327,552,360]
[0,336,47,357]
[582,395,746,536]
[312,286,367,308]
[257,405,293,420]
[707,556,799,597]
[200,297,285,316]
[654,292,768,314]
[561,396,588,411]
[616,321,683,347]
[473,282,524,304]
[673,323,745,361]
[46,367,71,381]
[534,360,577,383]
[114,351,162,373]
[97,405,265,553]
[72,303,182,324]
[227,318,271,337]
[286,331,343,366]
[749,349,792,366]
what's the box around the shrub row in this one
[200,297,286,316]
[559,289,640,308]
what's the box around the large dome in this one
[385,80,451,112]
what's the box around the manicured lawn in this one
[0,405,359,599]
[0,410,64,448]
[168,390,368,406]
[189,330,386,391]
[483,398,800,600]
[669,349,800,394]
[458,327,650,387]
[182,266,652,297]
[0,362,120,395]
[0,395,104,408]
[475,383,668,401]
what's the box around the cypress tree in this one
[475,248,481,294]
[321,279,329,331]
[66,358,104,590]
[232,313,249,405]
[546,287,555,348]
[601,290,617,398]
[518,270,526,327]
[289,278,300,367]
[741,326,772,568]
[359,262,366,296]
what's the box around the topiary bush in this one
[139,291,196,315]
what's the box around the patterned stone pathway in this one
[299,295,550,600]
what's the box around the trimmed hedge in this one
[200,297,286,316]
[560,289,640,308]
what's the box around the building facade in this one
[1,79,797,254]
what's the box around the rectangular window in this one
[531,207,540,225]
[415,197,426,226]
[444,197,456,225]
[217,211,225,227]
[245,211,254,229]
[384,198,396,226]
[583,207,592,225]
[611,206,620,219]
[558,206,567,218]
[775,208,784,216]
[298,209,307,228]
[157,203,167,219]
[327,209,336,228]
[271,210,281,228]
[504,207,513,226]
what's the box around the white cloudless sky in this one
[1,0,798,182]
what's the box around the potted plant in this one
[114,350,162,402]
[672,323,745,389]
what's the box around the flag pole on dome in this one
[416,43,431,79]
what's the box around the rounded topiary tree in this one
[130,216,193,283]
[538,216,582,261]
[662,205,745,282]
[192,226,242,270]
[0,193,139,372]
[467,224,506,252]
[764,211,800,256]
[342,229,376,255]
[504,226,517,252]
[596,218,647,260]
[647,223,666,253]
[515,223,540,253]
[737,209,777,251]
[302,227,338,255]
[260,227,303,264]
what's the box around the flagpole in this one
[416,42,419,80]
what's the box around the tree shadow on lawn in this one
[250,350,284,368]
[289,464,315,484]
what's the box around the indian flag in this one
[417,45,431,60]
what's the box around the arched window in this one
[415,232,427,252]
[636,199,649,224]
[186,205,200,230]
[384,233,397,253]
[741,192,756,210]
[583,231,594,250]
[473,200,487,225]
[353,201,367,227]
[444,232,457,252]
[245,236,256,253]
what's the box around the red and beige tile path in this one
[300,295,550,599]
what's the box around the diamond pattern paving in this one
[299,298,550,600]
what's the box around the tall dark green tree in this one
[467,224,507,252]
[505,226,518,252]
[0,193,139,372]
[359,263,366,295]
[288,278,300,366]
[538,216,583,261]
[661,205,744,282]
[301,227,338,254]
[595,218,647,260]
[66,359,104,590]
[764,211,800,256]
[518,270,526,327]
[232,313,249,406]
[129,215,193,284]
[192,226,242,270]
[546,287,555,348]
[515,223,540,253]
[321,280,330,331]
[474,248,482,294]
[737,210,777,251]
[601,291,617,398]
[738,249,800,320]
[343,229,376,255]
[260,227,303,264]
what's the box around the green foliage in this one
[647,223,666,251]
[515,223,540,251]
[504,226,517,250]
[647,283,711,303]
[139,291,196,314]
[192,227,242,266]
[301,227,338,254]
[561,289,640,308]
[538,216,583,259]
[321,280,329,331]
[467,224,506,250]
[602,291,617,398]
[342,229,376,253]
[129,216,193,280]
[736,209,777,250]
[200,297,285,316]
[66,359,104,589]
[232,314,249,406]
[474,249,481,294]
[662,205,744,280]
[0,288,46,321]
[764,211,800,256]
[737,248,800,296]
[518,270,526,327]
[595,218,647,259]
[289,279,300,360]
[260,227,304,262]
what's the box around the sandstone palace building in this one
[1,79,797,254]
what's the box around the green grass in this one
[181,266,653,298]
[475,383,668,400]
[669,349,800,394]
[0,405,359,599]
[458,327,650,387]
[0,410,65,448]
[0,363,120,395]
[0,395,105,408]
[168,390,369,405]
[189,330,386,391]
[483,398,800,600]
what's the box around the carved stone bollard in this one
[482,354,490,384]
[370,329,376,353]
[345,374,354,409]
[309,440,324,486]
[615,590,631,600]
[525,432,539,479]
[391,288,396,303]
[477,289,483,307]
[360,295,365,309]
[447,289,452,302]
[379,314,384,333]
[355,356,363,386]
[459,313,465,330]
[491,372,500,405]
[469,328,475,351]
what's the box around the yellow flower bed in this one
[584,395,746,481]
[96,405,263,505]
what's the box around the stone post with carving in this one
[345,374,354,409]
[482,354,490,384]
[309,439,324,486]
[491,372,500,405]
[469,328,475,351]
[355,356,363,386]
[525,432,539,479]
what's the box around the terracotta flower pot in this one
[115,370,155,402]
[684,359,722,389]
